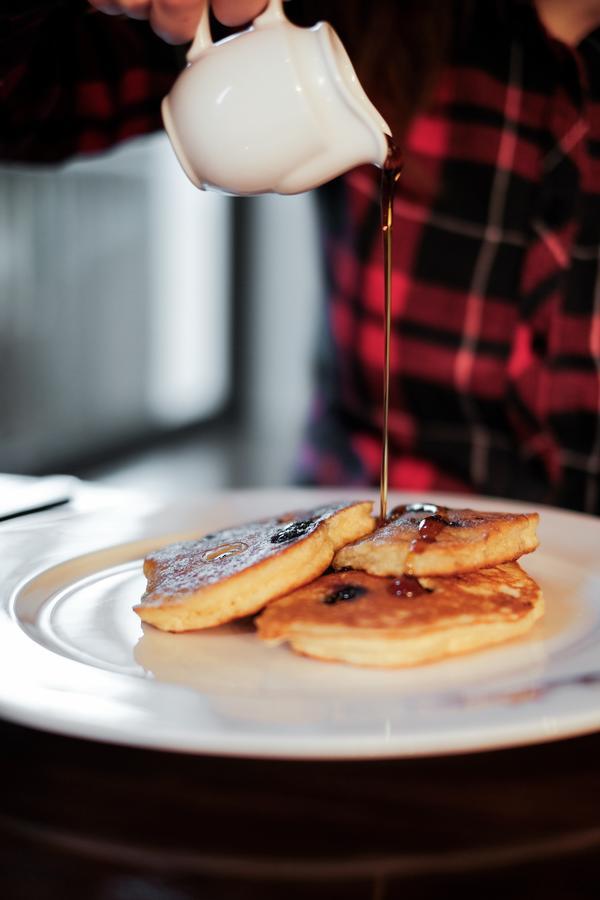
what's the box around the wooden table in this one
[2,720,599,900]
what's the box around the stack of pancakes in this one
[136,500,542,667]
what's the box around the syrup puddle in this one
[202,542,248,562]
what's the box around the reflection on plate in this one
[1,489,600,757]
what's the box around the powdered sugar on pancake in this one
[142,502,360,606]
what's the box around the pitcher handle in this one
[254,0,286,26]
[187,2,213,63]
[188,0,286,62]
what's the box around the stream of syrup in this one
[379,137,404,522]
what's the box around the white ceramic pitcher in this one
[161,0,391,195]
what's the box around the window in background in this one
[0,134,232,474]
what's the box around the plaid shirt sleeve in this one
[298,1,600,515]
[0,1,179,162]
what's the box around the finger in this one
[122,0,152,20]
[211,0,267,27]
[150,0,204,43]
[89,0,151,17]
[88,1,125,14]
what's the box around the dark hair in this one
[288,0,476,138]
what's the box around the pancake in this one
[256,564,543,667]
[136,500,375,632]
[333,503,539,577]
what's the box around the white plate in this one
[1,488,600,759]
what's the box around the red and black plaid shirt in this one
[0,1,177,161]
[3,2,600,514]
[299,2,600,515]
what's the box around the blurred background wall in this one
[0,133,322,498]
